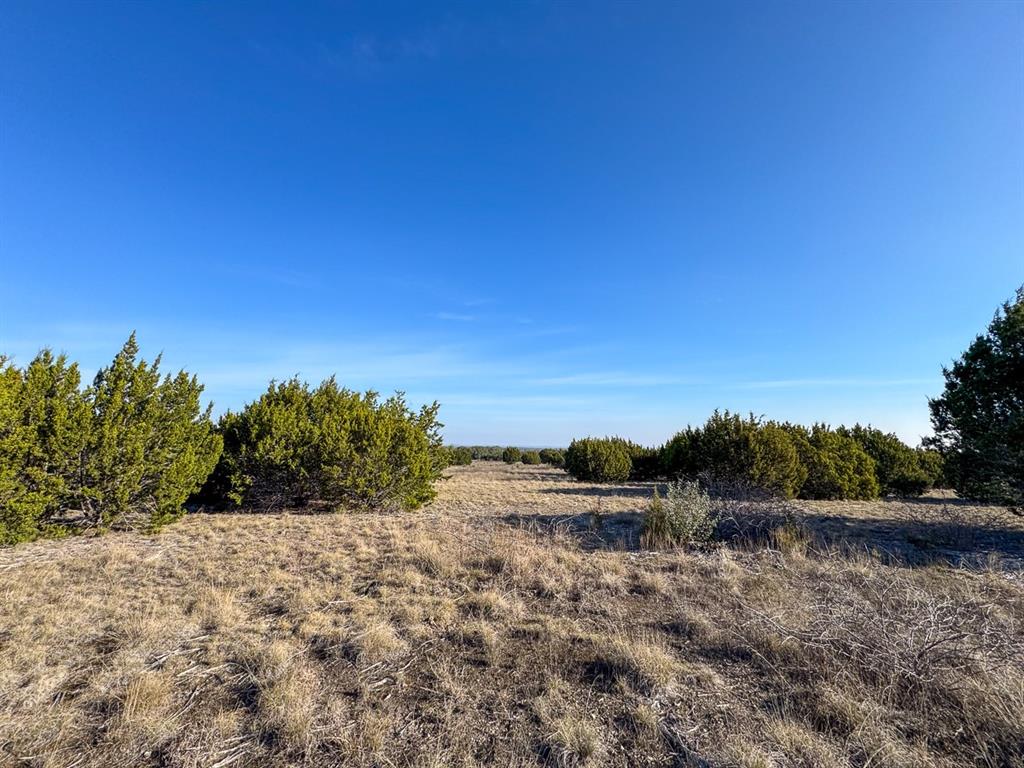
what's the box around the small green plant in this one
[641,480,715,548]
[521,450,542,465]
[447,446,473,466]
[502,446,522,464]
[538,448,564,467]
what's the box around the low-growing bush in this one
[787,424,880,500]
[915,448,947,489]
[468,446,504,461]
[662,412,805,498]
[502,446,522,464]
[538,448,564,467]
[641,480,715,548]
[1,336,222,544]
[521,450,542,465]
[563,437,632,483]
[839,424,930,496]
[446,446,473,466]
[204,378,444,511]
[625,442,661,481]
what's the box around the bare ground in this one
[1,463,1022,767]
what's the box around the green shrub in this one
[447,446,473,466]
[929,286,1023,508]
[626,441,662,481]
[502,446,522,464]
[662,412,805,498]
[563,437,632,483]
[915,448,947,489]
[788,424,879,500]
[660,427,699,479]
[468,446,504,461]
[838,424,930,496]
[1,351,90,544]
[747,422,807,499]
[86,337,223,531]
[1,336,221,544]
[539,448,564,467]
[207,377,443,511]
[521,450,542,465]
[641,481,715,548]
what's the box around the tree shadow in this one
[500,501,1024,573]
[794,508,1024,571]
[538,484,658,500]
[500,510,645,551]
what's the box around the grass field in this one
[1,462,1022,767]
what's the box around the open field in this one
[1,463,1022,767]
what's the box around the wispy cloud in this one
[317,19,466,72]
[531,372,694,387]
[732,377,939,390]
[435,312,476,322]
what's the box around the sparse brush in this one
[1,461,1021,768]
[641,481,715,548]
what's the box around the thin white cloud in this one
[435,312,476,322]
[733,377,939,390]
[531,372,694,387]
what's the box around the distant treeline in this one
[444,446,565,467]
[563,413,945,500]
[1,287,1020,544]
[565,287,1023,509]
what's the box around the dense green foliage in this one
[465,446,504,461]
[205,378,444,511]
[838,424,930,496]
[786,424,879,500]
[446,446,473,466]
[625,441,662,481]
[915,448,948,490]
[662,412,806,498]
[929,287,1023,509]
[0,336,222,544]
[521,450,542,465]
[501,446,522,464]
[576,412,939,501]
[538,448,564,467]
[563,437,632,483]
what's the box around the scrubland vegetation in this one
[563,416,941,502]
[1,462,1022,767]
[0,288,1022,766]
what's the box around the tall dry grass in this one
[0,462,1021,767]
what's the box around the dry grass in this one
[0,462,1022,767]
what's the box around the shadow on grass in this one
[795,508,1024,570]
[538,484,658,500]
[501,510,646,551]
[501,503,1024,572]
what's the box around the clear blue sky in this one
[1,1,1021,446]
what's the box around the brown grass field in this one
[1,462,1022,768]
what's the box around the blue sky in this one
[1,1,1021,446]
